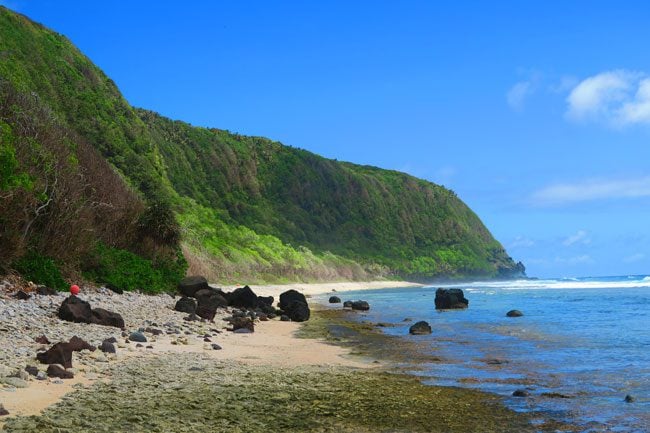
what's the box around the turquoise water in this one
[328,276,650,432]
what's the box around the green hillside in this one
[0,6,524,288]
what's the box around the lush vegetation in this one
[0,6,524,286]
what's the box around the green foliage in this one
[13,251,67,291]
[0,6,523,283]
[0,121,32,191]
[83,243,187,294]
[138,200,181,246]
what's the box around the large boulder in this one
[36,342,73,368]
[351,300,370,311]
[58,296,93,324]
[434,288,469,309]
[228,286,258,309]
[284,300,310,322]
[329,296,341,303]
[279,289,307,311]
[58,296,124,328]
[409,321,432,335]
[257,295,274,307]
[91,308,125,328]
[195,288,228,321]
[178,276,209,298]
[174,296,197,314]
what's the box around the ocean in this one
[322,276,650,432]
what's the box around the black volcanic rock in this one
[434,288,469,309]
[409,321,432,335]
[228,285,258,309]
[178,276,209,298]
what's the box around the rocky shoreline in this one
[1,279,572,432]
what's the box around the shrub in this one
[13,251,68,291]
[82,243,186,294]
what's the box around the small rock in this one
[13,290,31,300]
[203,337,211,342]
[409,321,432,335]
[211,344,222,350]
[512,389,530,397]
[47,364,74,379]
[146,345,154,349]
[0,404,8,416]
[2,377,28,388]
[34,335,50,344]
[329,296,341,303]
[233,328,253,334]
[36,371,47,381]
[280,315,290,322]
[624,394,635,403]
[343,301,353,308]
[135,343,143,348]
[506,310,524,317]
[99,340,116,354]
[25,365,39,377]
[128,332,147,343]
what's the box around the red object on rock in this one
[70,284,80,296]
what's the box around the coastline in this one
[0,281,566,432]
[219,280,424,298]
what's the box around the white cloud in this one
[565,70,650,126]
[531,176,650,206]
[562,230,591,247]
[508,236,535,248]
[555,254,594,265]
[623,253,646,263]
[507,81,534,111]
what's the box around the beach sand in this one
[222,279,423,298]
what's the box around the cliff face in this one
[0,6,523,284]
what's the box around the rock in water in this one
[343,300,353,308]
[285,300,310,322]
[227,285,258,309]
[329,296,341,303]
[624,394,635,403]
[434,288,469,309]
[174,296,197,314]
[512,389,530,397]
[279,290,307,311]
[46,364,73,379]
[178,276,208,298]
[351,300,370,311]
[409,321,432,335]
[506,309,523,317]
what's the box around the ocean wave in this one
[431,276,650,290]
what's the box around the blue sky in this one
[4,1,650,278]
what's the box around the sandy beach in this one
[220,280,423,298]
[0,280,545,432]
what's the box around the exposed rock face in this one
[279,290,307,311]
[351,301,370,311]
[434,288,469,309]
[174,296,197,314]
[228,286,259,309]
[57,296,125,328]
[506,310,523,317]
[284,300,310,322]
[329,296,341,303]
[178,276,209,298]
[46,364,73,379]
[409,321,432,335]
